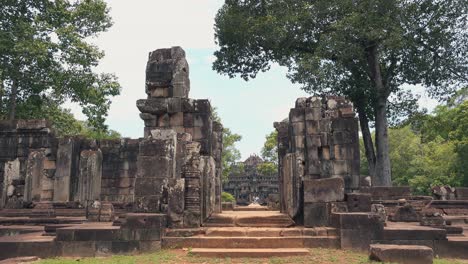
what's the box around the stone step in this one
[383,225,447,240]
[233,206,268,211]
[204,227,337,237]
[43,224,74,235]
[0,209,86,218]
[162,236,339,249]
[203,215,235,227]
[165,228,205,237]
[0,226,44,237]
[0,217,85,226]
[0,233,56,260]
[444,215,468,225]
[190,248,310,258]
[236,217,294,227]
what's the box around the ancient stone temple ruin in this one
[274,96,360,224]
[223,154,279,206]
[0,48,467,262]
[0,47,222,227]
[135,47,223,226]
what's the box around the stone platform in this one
[0,213,166,260]
[163,210,339,258]
[203,211,295,227]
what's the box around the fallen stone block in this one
[369,244,433,264]
[389,204,420,222]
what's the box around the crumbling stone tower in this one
[136,47,223,227]
[275,96,360,222]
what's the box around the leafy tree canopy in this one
[362,100,468,193]
[0,0,121,133]
[222,127,243,181]
[212,108,243,181]
[214,0,468,186]
[257,130,278,176]
[261,130,278,164]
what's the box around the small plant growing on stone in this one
[221,192,235,202]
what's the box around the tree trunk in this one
[357,107,376,177]
[8,78,18,120]
[366,45,392,186]
[0,77,4,110]
[373,96,392,186]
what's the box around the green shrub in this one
[221,192,235,202]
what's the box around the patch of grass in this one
[35,248,468,264]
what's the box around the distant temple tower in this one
[223,154,279,206]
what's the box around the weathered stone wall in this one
[275,96,360,222]
[100,139,139,204]
[0,47,223,230]
[0,120,58,208]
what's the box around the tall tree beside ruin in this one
[0,0,120,133]
[213,0,468,186]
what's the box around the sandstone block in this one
[136,98,169,114]
[455,187,468,200]
[304,202,330,227]
[346,193,371,212]
[333,212,384,251]
[289,108,305,123]
[369,244,433,264]
[305,108,321,121]
[145,47,190,98]
[389,204,420,222]
[137,156,175,178]
[305,120,319,135]
[303,177,345,203]
[362,186,412,200]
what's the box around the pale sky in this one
[70,0,437,160]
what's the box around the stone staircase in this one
[162,211,340,258]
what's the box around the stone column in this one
[53,137,79,202]
[25,150,50,202]
[183,141,202,227]
[212,121,223,213]
[274,121,289,214]
[76,149,102,203]
[200,156,216,221]
[2,159,20,207]
[134,129,177,213]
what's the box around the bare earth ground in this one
[34,248,468,264]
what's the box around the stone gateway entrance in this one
[0,47,467,261]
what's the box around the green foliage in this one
[421,101,468,186]
[214,0,467,94]
[214,0,468,185]
[257,162,277,176]
[212,107,243,182]
[261,130,278,164]
[221,192,235,203]
[258,130,278,176]
[389,126,459,194]
[0,0,121,133]
[386,101,468,194]
[222,127,242,181]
